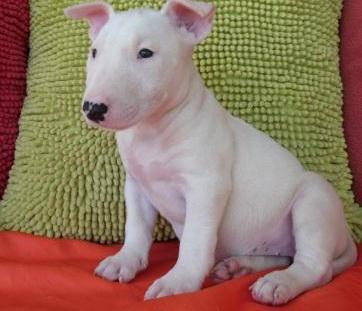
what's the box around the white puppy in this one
[65,0,357,305]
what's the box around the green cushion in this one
[1,0,361,243]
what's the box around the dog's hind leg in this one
[211,255,291,283]
[250,172,356,305]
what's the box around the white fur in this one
[65,0,357,305]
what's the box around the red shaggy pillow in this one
[340,1,362,204]
[0,0,29,198]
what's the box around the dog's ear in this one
[162,0,215,45]
[64,2,113,41]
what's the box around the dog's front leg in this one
[95,174,157,283]
[145,177,231,299]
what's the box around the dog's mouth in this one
[83,104,140,131]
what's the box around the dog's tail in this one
[332,234,358,276]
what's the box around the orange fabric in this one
[0,232,361,310]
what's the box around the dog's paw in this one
[210,257,253,283]
[95,250,147,283]
[144,268,202,300]
[250,271,295,305]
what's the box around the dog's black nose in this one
[83,101,90,112]
[83,101,108,123]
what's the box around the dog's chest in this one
[116,131,186,228]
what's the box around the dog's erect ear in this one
[64,2,113,41]
[162,0,215,45]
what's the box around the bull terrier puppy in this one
[64,0,357,305]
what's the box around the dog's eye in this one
[91,48,97,59]
[138,48,154,59]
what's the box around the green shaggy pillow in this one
[1,0,361,243]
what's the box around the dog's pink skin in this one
[65,0,357,305]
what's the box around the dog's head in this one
[65,0,215,130]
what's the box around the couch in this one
[0,0,361,310]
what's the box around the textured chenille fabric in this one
[0,1,29,198]
[1,0,361,243]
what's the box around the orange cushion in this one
[0,232,361,310]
